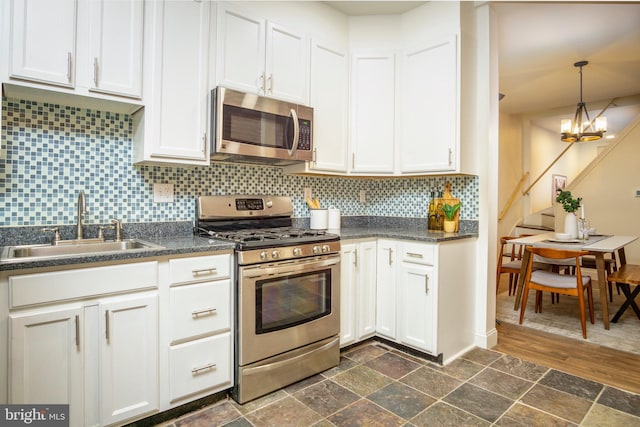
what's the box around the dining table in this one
[509,233,638,330]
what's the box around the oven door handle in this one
[242,256,339,279]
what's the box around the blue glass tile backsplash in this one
[1,98,478,227]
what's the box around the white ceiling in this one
[324,1,425,16]
[494,2,640,115]
[325,1,640,137]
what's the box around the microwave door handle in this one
[288,108,300,157]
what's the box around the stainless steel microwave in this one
[210,87,313,165]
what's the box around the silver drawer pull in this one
[192,363,216,375]
[191,308,217,318]
[407,252,424,258]
[192,267,217,276]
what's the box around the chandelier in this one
[560,61,607,142]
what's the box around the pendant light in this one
[560,61,607,142]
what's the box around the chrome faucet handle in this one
[98,225,114,240]
[110,218,122,241]
[42,227,61,244]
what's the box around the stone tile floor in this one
[159,341,640,426]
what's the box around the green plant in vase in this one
[442,202,461,233]
[555,189,581,213]
[555,189,581,238]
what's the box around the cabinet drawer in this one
[169,254,230,284]
[9,261,158,308]
[170,280,231,341]
[400,242,435,265]
[169,333,232,402]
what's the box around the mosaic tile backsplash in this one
[1,98,479,227]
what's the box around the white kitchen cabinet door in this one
[339,242,357,347]
[216,3,308,104]
[100,293,158,425]
[398,261,435,354]
[265,21,308,103]
[88,0,144,98]
[376,239,397,339]
[135,0,210,165]
[216,4,265,95]
[350,53,395,174]
[308,39,349,173]
[357,240,378,339]
[339,239,377,347]
[400,36,458,173]
[9,305,84,426]
[9,0,77,87]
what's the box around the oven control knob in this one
[313,245,321,254]
[271,250,280,259]
[322,244,330,253]
[293,247,303,256]
[260,251,269,260]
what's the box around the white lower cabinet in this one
[371,238,476,363]
[6,262,159,427]
[3,251,235,425]
[168,333,231,402]
[340,239,377,347]
[9,305,85,426]
[99,294,158,426]
[161,253,233,407]
[376,239,397,339]
[397,243,436,354]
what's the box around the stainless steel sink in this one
[0,239,165,262]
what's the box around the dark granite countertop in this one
[0,217,478,272]
[0,234,235,272]
[335,226,477,242]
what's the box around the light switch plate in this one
[359,190,367,203]
[154,183,174,203]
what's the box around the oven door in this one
[238,254,340,366]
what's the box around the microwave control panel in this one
[298,120,312,151]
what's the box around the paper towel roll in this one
[310,209,328,229]
[328,208,341,229]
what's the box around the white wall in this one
[497,111,523,238]
[569,117,640,264]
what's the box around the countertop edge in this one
[0,228,477,272]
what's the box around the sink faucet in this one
[76,190,86,239]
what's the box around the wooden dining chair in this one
[496,236,549,296]
[519,247,594,339]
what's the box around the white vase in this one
[564,212,578,238]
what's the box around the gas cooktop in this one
[195,195,340,251]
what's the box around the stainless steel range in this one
[195,195,341,404]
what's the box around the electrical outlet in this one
[304,187,313,200]
[154,183,174,203]
[359,190,367,203]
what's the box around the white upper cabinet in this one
[308,39,349,173]
[399,36,458,173]
[7,0,144,105]
[216,2,309,104]
[133,0,211,165]
[88,0,144,98]
[9,0,78,87]
[350,52,395,174]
